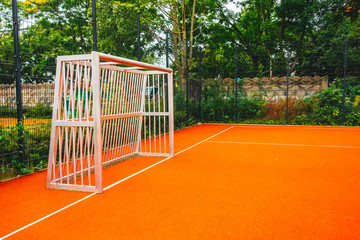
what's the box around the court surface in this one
[0,118,51,127]
[1,123,360,239]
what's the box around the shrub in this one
[173,91,198,128]
[300,87,344,125]
[0,121,51,180]
[174,91,186,111]
[0,102,52,119]
[345,95,360,126]
[262,99,286,121]
[237,95,266,121]
[24,102,52,118]
[258,98,311,124]
[0,106,17,118]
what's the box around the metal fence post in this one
[285,42,290,124]
[342,37,348,125]
[137,14,141,61]
[92,0,97,51]
[198,48,202,122]
[12,0,25,164]
[235,45,238,122]
[166,30,169,68]
[165,30,169,112]
[186,39,189,123]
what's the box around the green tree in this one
[144,0,215,90]
[0,0,15,84]
[218,0,283,77]
[96,0,158,62]
[0,0,159,84]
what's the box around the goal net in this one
[46,52,174,193]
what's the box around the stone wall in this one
[197,76,328,99]
[241,76,328,99]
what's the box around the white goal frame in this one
[46,52,174,193]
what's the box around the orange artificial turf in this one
[1,124,360,239]
[0,118,51,127]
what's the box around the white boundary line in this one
[0,126,234,240]
[104,126,233,190]
[0,193,96,240]
[206,140,360,149]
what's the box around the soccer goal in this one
[46,52,174,193]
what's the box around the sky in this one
[226,1,242,12]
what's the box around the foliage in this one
[192,0,360,81]
[24,102,52,118]
[97,0,159,62]
[0,102,52,118]
[0,0,159,84]
[0,101,51,180]
[200,81,234,122]
[288,77,360,126]
[175,79,267,123]
[343,1,360,20]
[1,120,51,180]
[261,98,308,121]
[175,76,360,128]
[173,91,197,128]
[1,0,360,85]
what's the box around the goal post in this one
[46,52,174,193]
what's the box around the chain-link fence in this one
[1,0,359,181]
[0,0,94,179]
[181,37,360,127]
